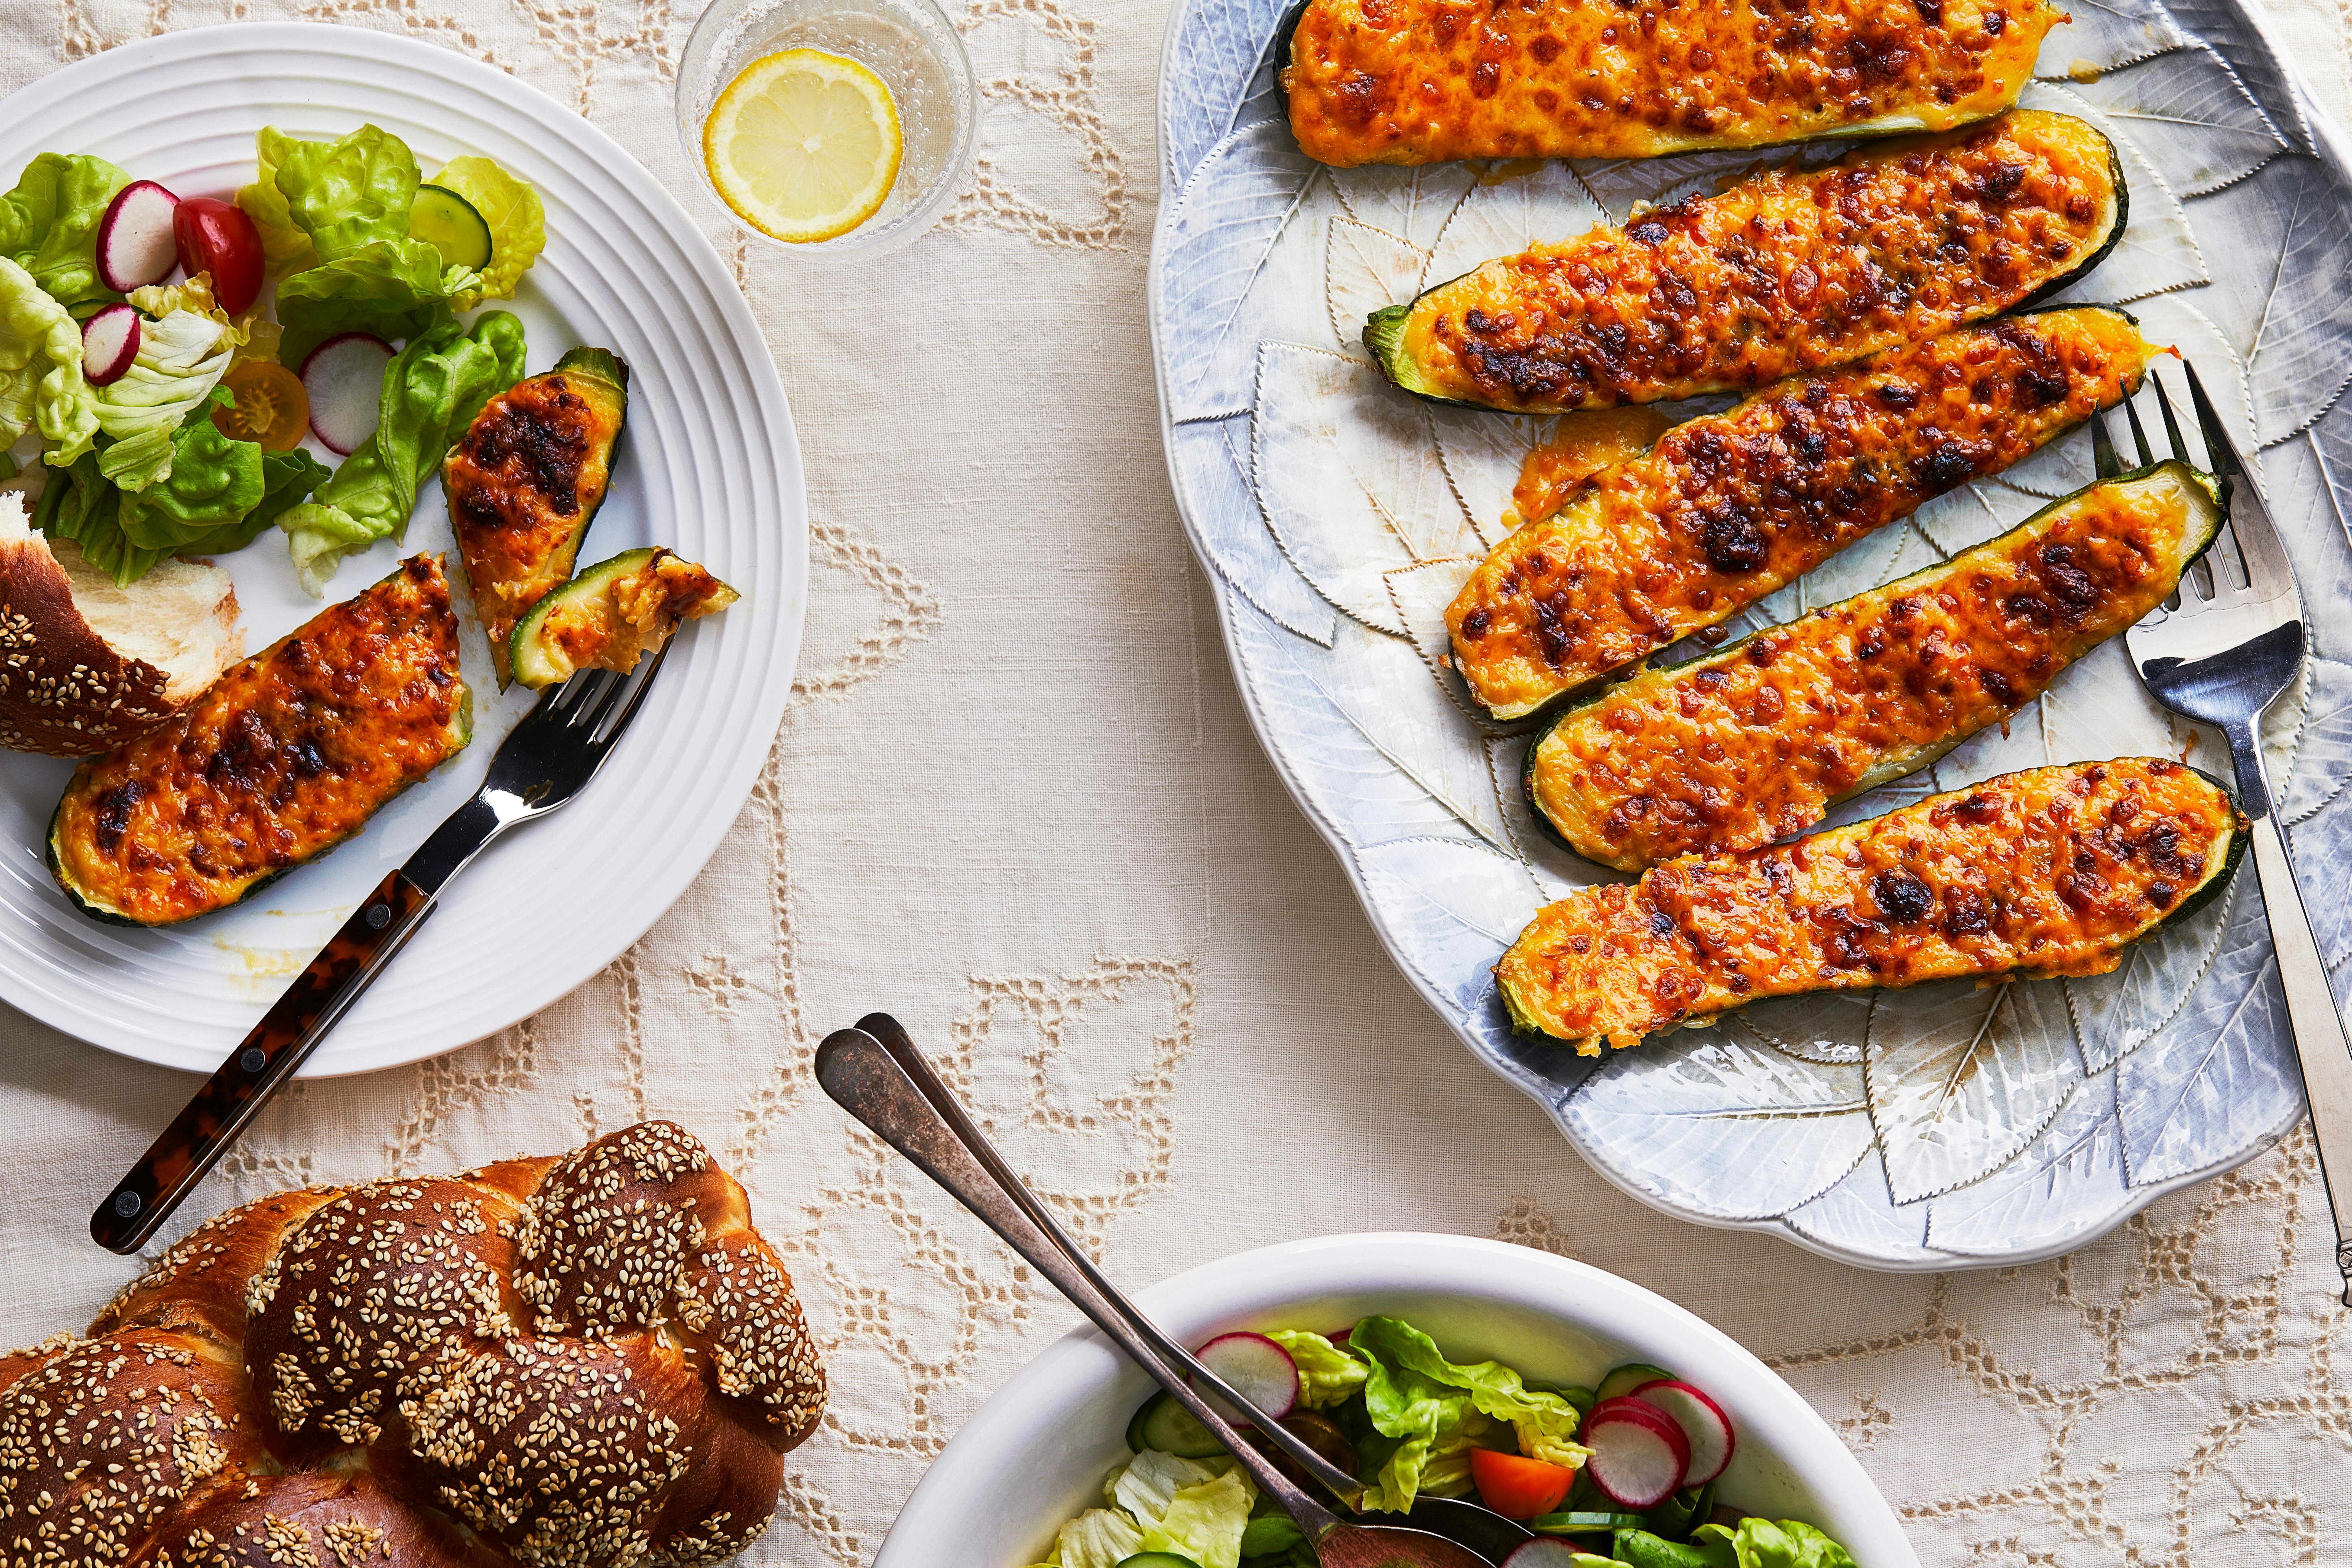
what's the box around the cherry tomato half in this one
[173,197,265,315]
[211,359,310,451]
[1468,1447,1576,1520]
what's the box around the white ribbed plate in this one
[0,23,807,1076]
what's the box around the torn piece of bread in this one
[0,492,242,755]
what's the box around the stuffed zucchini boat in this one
[1526,461,2225,871]
[1279,0,2061,168]
[1448,306,2159,719]
[509,546,738,689]
[1498,759,2248,1053]
[48,554,471,927]
[1367,109,2126,413]
[446,346,630,686]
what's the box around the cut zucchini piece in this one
[47,555,470,927]
[507,546,738,690]
[1526,462,2225,872]
[1368,110,2126,413]
[410,183,494,270]
[1448,307,2157,720]
[1278,0,2061,168]
[445,347,630,685]
[1498,760,2248,1053]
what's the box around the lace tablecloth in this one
[2,2,2347,1563]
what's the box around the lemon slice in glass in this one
[704,48,904,243]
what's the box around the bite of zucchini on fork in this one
[1368,109,2127,413]
[1498,759,2248,1053]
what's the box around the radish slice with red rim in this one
[1502,1542,1588,1567]
[1629,1379,1735,1486]
[80,305,141,387]
[1192,1331,1297,1427]
[301,332,396,455]
[96,181,180,293]
[1582,1396,1689,1509]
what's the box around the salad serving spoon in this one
[816,1018,1514,1568]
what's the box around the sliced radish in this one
[80,305,141,386]
[1503,1543,1588,1568]
[301,332,395,455]
[1582,1396,1689,1509]
[96,181,181,293]
[1192,1331,1297,1428]
[1630,1379,1735,1486]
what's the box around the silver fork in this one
[89,646,671,1254]
[2106,364,2352,1306]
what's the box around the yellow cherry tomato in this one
[211,359,311,451]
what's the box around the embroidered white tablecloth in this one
[2,2,2348,1563]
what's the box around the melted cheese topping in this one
[1387,110,2118,412]
[1284,0,2060,167]
[1499,759,2244,1052]
[1530,468,2212,871]
[1448,307,2156,718]
[1510,406,1672,528]
[533,550,737,684]
[50,556,468,926]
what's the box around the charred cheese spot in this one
[1498,760,2245,1052]
[1449,307,2154,718]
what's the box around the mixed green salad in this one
[0,121,545,593]
[1030,1316,1858,1568]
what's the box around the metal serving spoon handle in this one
[814,1026,1495,1568]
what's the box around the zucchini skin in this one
[1448,307,2158,720]
[1369,110,2128,414]
[1524,461,2227,871]
[446,350,631,686]
[46,555,471,928]
[1277,0,2061,169]
[1497,759,2249,1053]
[508,545,738,690]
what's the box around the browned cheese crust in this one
[48,555,469,926]
[1388,110,2119,411]
[1283,0,2060,166]
[1528,467,2210,870]
[446,370,624,683]
[1497,760,2244,1052]
[1447,308,2157,718]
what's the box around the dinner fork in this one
[2104,365,2352,1307]
[816,1021,1514,1568]
[89,647,671,1255]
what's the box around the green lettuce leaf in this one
[1348,1316,1591,1512]
[277,308,525,593]
[0,255,96,463]
[1689,1519,1857,1568]
[271,123,420,262]
[1139,1468,1255,1568]
[1266,1329,1369,1410]
[1053,1508,1143,1568]
[239,126,317,271]
[91,296,239,490]
[116,390,265,549]
[0,152,130,309]
[274,239,484,368]
[30,449,163,583]
[1238,1514,1306,1558]
[428,155,545,301]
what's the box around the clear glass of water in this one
[676,0,977,255]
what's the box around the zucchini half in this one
[47,555,472,927]
[446,345,631,686]
[1525,461,2226,872]
[509,546,739,690]
[1498,759,2248,1053]
[1448,306,2158,720]
[1277,0,2062,169]
[1367,109,2127,414]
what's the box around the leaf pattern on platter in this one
[1162,119,1318,422]
[1323,216,1425,356]
[2064,875,2232,1076]
[2033,0,2188,78]
[1906,483,2025,558]
[1251,342,1483,634]
[1168,419,1337,647]
[2157,0,2318,152]
[1419,161,1606,287]
[2282,656,2352,825]
[2117,880,2303,1187]
[1725,991,1874,1067]
[1781,1149,1940,1264]
[1562,1030,1877,1222]
[1323,618,1520,851]
[1924,1073,2133,1258]
[1356,836,1548,1017]
[1865,976,2084,1205]
[1424,406,1549,549]
[1326,163,1478,252]
[2035,642,2184,772]
[2182,152,2352,443]
[2027,81,2210,307]
[1159,0,1290,185]
[2064,44,2286,196]
[1382,555,1487,719]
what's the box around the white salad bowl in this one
[876,1232,1917,1567]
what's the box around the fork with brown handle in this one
[2105,364,2352,1306]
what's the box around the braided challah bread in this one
[0,1122,824,1568]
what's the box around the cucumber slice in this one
[1594,1364,1676,1404]
[1116,1555,1205,1568]
[1531,1510,1650,1535]
[1124,1391,1226,1459]
[410,183,493,270]
[1527,1380,1598,1416]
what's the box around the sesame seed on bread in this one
[0,490,242,756]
